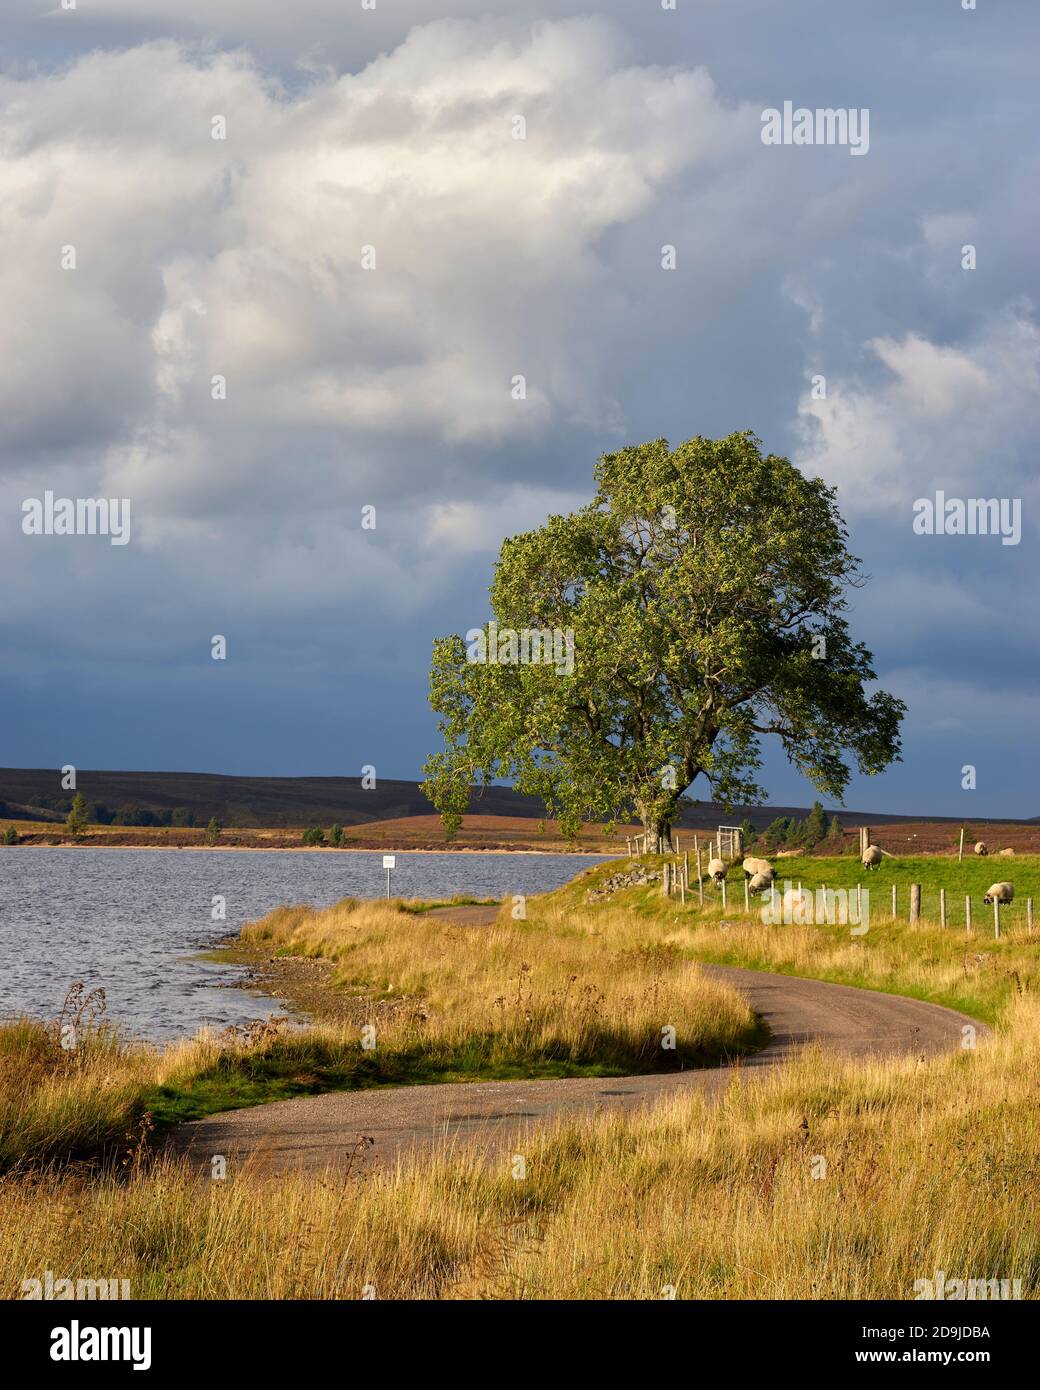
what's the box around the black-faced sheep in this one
[748,871,773,895]
[983,882,1014,906]
[706,857,726,884]
[974,842,988,856]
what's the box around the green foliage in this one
[422,432,905,842]
[206,817,222,843]
[804,801,827,847]
[740,816,756,849]
[329,824,344,847]
[65,793,90,840]
[762,816,790,851]
[302,826,325,847]
[827,813,843,842]
[2,826,18,846]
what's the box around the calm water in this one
[0,848,607,1041]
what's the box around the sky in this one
[1,0,1037,817]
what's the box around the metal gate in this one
[717,825,744,859]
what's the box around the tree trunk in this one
[637,804,677,853]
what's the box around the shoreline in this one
[5,842,620,857]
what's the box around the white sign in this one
[382,855,396,869]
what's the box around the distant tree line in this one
[741,802,843,854]
[31,798,211,828]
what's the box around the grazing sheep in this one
[998,847,1015,857]
[983,882,1014,906]
[748,871,773,895]
[742,856,775,881]
[974,842,988,856]
[862,844,883,871]
[706,857,726,884]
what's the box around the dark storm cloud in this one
[1,2,1036,814]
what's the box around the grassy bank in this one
[233,895,763,1076]
[541,854,1040,1023]
[4,860,1039,1300]
[0,895,761,1171]
[3,996,1038,1299]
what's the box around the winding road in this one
[170,905,986,1176]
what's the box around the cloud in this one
[0,22,749,516]
[2,7,1037,810]
[794,308,1040,522]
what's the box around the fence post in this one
[856,883,862,918]
[721,878,727,911]
[958,828,964,863]
[994,899,1000,940]
[662,863,671,897]
[909,884,921,924]
[965,895,972,933]
[940,888,946,930]
[744,878,750,912]
[891,884,897,917]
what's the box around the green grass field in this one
[539,853,1040,1023]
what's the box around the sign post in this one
[382,854,396,899]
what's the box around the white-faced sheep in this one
[706,857,727,885]
[983,882,1014,906]
[974,842,988,856]
[748,871,773,895]
[862,844,883,871]
[742,856,774,881]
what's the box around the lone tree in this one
[422,433,905,844]
[66,793,90,841]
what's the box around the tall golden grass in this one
[240,896,760,1071]
[3,875,1038,1300]
[0,897,757,1173]
[3,996,1037,1299]
[537,856,1040,1022]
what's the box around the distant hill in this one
[0,768,541,828]
[0,767,1034,831]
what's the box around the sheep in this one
[862,844,883,871]
[742,856,774,881]
[974,842,988,856]
[706,857,727,884]
[983,882,1014,906]
[748,871,773,896]
[998,847,1015,857]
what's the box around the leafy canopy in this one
[422,433,905,840]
